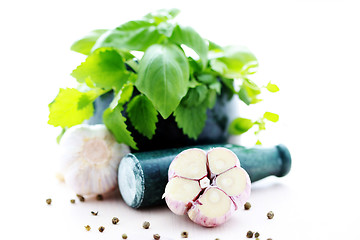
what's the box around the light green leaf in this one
[196,73,218,84]
[205,89,217,109]
[136,43,189,119]
[77,88,106,110]
[92,20,164,52]
[103,105,137,149]
[170,25,208,69]
[48,88,95,128]
[238,78,262,105]
[210,45,258,78]
[127,95,158,139]
[256,139,262,145]
[70,29,108,55]
[71,48,129,89]
[263,112,279,122]
[109,83,134,110]
[143,8,180,24]
[174,103,207,140]
[266,81,280,93]
[228,118,254,135]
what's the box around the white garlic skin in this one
[59,124,130,196]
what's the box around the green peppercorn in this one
[76,194,85,202]
[70,199,75,204]
[255,232,260,238]
[96,194,103,201]
[122,233,128,239]
[46,198,52,205]
[153,233,160,240]
[246,231,253,238]
[143,221,150,229]
[267,211,274,219]
[98,226,105,232]
[84,225,91,231]
[112,217,119,224]
[181,231,188,238]
[244,202,251,210]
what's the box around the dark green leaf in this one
[196,73,217,84]
[136,43,189,119]
[238,78,262,105]
[181,85,208,107]
[70,29,108,55]
[228,118,254,135]
[174,103,207,139]
[103,105,137,149]
[170,25,208,68]
[92,20,164,52]
[127,95,158,139]
[71,48,129,89]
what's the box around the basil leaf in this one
[174,103,207,140]
[92,20,164,52]
[181,85,208,107]
[136,43,189,119]
[127,95,158,139]
[210,45,258,78]
[70,29,108,55]
[170,25,208,69]
[238,78,262,105]
[71,48,129,90]
[109,83,134,110]
[103,105,137,149]
[228,118,254,135]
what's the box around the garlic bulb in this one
[58,124,130,196]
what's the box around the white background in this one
[1,0,360,239]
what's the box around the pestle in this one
[118,144,291,208]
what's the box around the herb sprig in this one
[48,9,279,149]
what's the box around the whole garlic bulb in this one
[58,124,130,196]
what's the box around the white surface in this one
[1,0,360,239]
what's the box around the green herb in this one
[48,9,279,147]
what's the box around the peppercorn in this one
[181,231,188,238]
[255,232,260,238]
[70,199,75,204]
[244,202,251,210]
[112,217,119,224]
[153,233,160,240]
[76,194,85,202]
[98,226,105,232]
[267,238,272,240]
[143,221,150,229]
[46,198,52,205]
[267,211,274,219]
[246,231,253,238]
[96,194,103,201]
[84,225,91,231]
[91,211,98,216]
[122,233,128,239]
